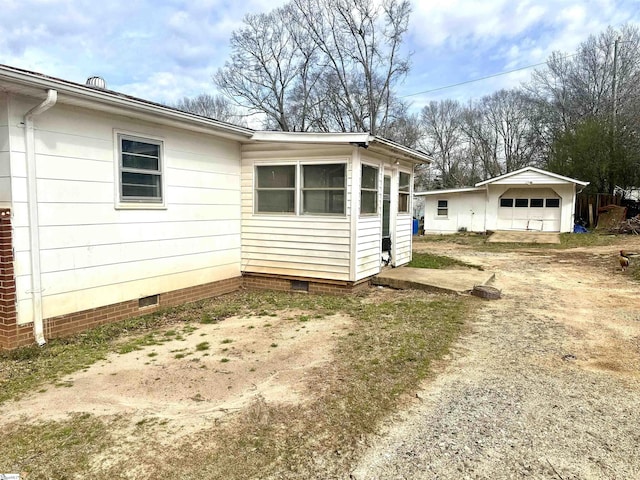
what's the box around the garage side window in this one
[302,164,345,215]
[437,200,448,217]
[255,165,296,213]
[119,135,163,203]
[398,172,411,213]
[361,164,378,214]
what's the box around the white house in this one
[0,64,430,349]
[415,167,589,234]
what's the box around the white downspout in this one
[24,89,57,346]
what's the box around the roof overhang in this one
[250,131,432,165]
[0,64,255,141]
[475,166,589,187]
[415,187,485,196]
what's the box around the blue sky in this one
[1,0,639,115]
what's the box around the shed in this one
[415,167,589,234]
[0,64,430,349]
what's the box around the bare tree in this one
[173,93,246,126]
[216,0,411,134]
[481,89,539,172]
[215,8,300,131]
[420,99,466,187]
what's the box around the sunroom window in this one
[398,172,411,213]
[255,165,296,213]
[360,164,378,214]
[302,164,345,215]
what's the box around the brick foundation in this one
[242,273,371,295]
[1,245,373,349]
[0,275,242,350]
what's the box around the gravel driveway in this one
[352,241,640,479]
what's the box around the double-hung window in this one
[255,165,296,213]
[360,164,378,214]
[437,200,448,217]
[398,172,411,213]
[302,164,345,215]
[119,135,163,203]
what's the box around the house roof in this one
[474,166,589,187]
[0,64,255,141]
[414,187,484,196]
[0,64,431,164]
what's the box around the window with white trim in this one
[360,164,378,214]
[437,199,448,217]
[302,164,345,214]
[255,165,296,213]
[119,135,163,203]
[398,172,411,213]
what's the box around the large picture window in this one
[119,135,163,203]
[302,164,345,214]
[255,165,296,213]
[398,172,411,213]
[360,164,378,214]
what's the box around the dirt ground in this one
[353,237,640,479]
[2,237,640,479]
[0,311,352,444]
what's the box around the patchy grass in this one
[0,289,471,479]
[408,251,483,270]
[0,413,114,478]
[149,291,471,480]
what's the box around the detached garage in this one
[415,167,588,234]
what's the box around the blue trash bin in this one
[412,218,419,235]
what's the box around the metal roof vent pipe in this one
[86,76,107,89]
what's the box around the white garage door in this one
[497,188,561,232]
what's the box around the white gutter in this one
[24,89,57,346]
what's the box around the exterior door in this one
[382,175,391,251]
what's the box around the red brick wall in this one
[0,274,242,350]
[243,273,371,295]
[0,208,19,350]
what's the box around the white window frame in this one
[398,171,411,214]
[301,162,347,216]
[254,164,297,214]
[360,163,379,215]
[115,132,166,209]
[437,199,448,217]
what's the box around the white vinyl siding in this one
[8,99,242,324]
[355,216,380,279]
[242,146,352,281]
[421,191,487,234]
[394,215,413,266]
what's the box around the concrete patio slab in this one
[487,231,561,244]
[372,267,495,294]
